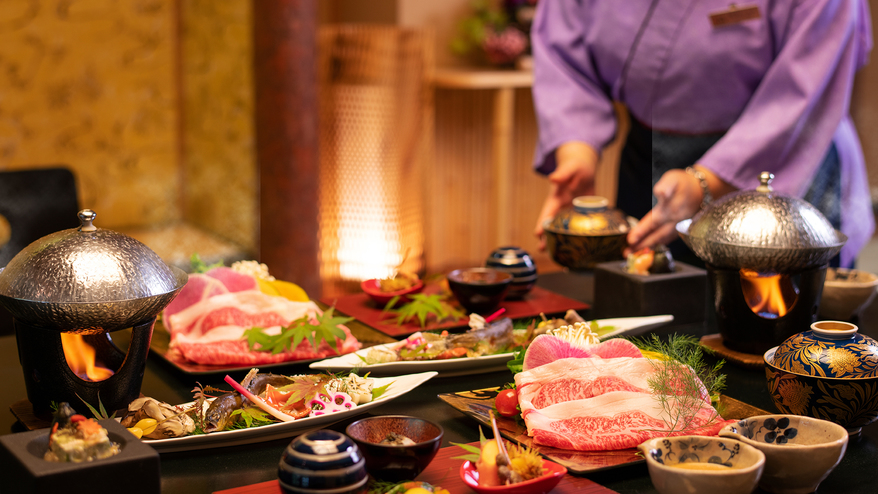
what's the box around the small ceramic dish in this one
[460,459,566,494]
[819,267,878,320]
[719,414,848,494]
[638,436,765,494]
[345,415,443,482]
[360,278,424,307]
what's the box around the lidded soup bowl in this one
[542,196,632,270]
[764,321,878,433]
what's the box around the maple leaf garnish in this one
[243,307,353,353]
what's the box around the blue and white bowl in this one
[720,415,848,494]
[278,430,367,493]
[485,246,537,298]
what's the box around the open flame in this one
[60,333,114,381]
[740,268,797,318]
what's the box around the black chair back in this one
[0,167,80,335]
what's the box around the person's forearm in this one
[693,164,736,203]
[556,141,599,176]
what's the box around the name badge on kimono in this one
[709,4,761,28]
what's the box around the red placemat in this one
[214,442,618,494]
[321,286,589,338]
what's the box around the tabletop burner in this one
[15,318,155,416]
[709,265,825,355]
[0,210,186,419]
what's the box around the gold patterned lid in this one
[771,321,878,379]
[544,196,630,236]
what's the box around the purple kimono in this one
[532,0,873,266]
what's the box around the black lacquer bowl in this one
[346,415,443,482]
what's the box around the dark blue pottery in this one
[278,430,367,493]
[485,246,537,298]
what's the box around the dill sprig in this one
[631,333,727,434]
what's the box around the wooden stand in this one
[700,333,767,369]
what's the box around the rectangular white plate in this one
[140,371,438,453]
[309,315,674,376]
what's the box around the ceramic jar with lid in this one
[542,196,632,270]
[485,246,537,298]
[764,320,878,433]
[278,429,368,494]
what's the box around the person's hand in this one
[625,167,709,254]
[534,142,599,250]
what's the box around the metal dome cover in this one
[0,209,187,332]
[676,172,846,273]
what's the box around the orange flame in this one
[60,333,114,381]
[740,269,795,317]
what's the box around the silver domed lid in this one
[0,209,187,333]
[676,172,846,273]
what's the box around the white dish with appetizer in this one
[309,314,674,376]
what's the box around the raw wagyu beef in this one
[514,338,731,451]
[163,268,360,366]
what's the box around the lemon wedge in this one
[258,278,309,301]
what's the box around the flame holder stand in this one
[708,264,826,355]
[14,318,154,418]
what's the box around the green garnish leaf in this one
[370,381,394,401]
[243,308,353,354]
[382,293,465,328]
[451,441,482,463]
[75,393,116,420]
[507,346,526,376]
[229,407,273,429]
[190,253,224,273]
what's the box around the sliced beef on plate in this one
[168,290,314,338]
[514,356,730,451]
[172,327,361,366]
[521,391,729,451]
[205,266,259,292]
[162,274,229,332]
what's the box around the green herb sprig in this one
[243,308,353,353]
[631,334,726,434]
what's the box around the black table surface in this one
[1,270,877,493]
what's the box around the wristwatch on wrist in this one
[685,167,712,209]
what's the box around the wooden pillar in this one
[253,0,321,297]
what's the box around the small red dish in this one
[460,459,567,494]
[360,278,425,307]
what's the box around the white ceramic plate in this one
[309,315,674,376]
[141,371,438,453]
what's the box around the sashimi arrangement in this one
[120,369,389,440]
[502,323,731,452]
[162,259,360,366]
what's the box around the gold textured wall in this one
[0,0,181,229]
[179,0,256,251]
